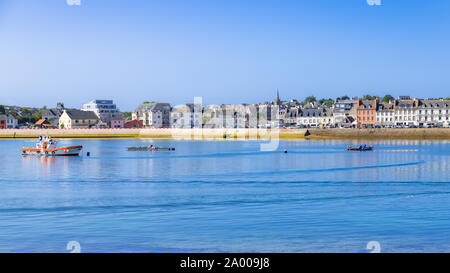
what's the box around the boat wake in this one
[195,161,426,178]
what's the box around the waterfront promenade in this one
[0,128,449,140]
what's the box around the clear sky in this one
[1,0,450,111]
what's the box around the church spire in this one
[275,89,280,105]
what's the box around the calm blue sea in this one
[0,138,449,253]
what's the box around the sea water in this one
[0,139,449,252]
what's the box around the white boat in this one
[22,136,83,156]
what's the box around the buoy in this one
[284,150,288,153]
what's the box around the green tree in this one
[319,98,334,108]
[382,94,395,103]
[18,116,29,124]
[0,105,5,114]
[123,112,132,120]
[336,96,350,101]
[21,108,31,115]
[304,96,316,104]
[31,110,43,123]
[362,94,379,100]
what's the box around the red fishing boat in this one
[22,136,83,156]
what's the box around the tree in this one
[31,110,43,123]
[304,96,316,104]
[362,94,379,100]
[336,96,350,101]
[383,94,395,103]
[0,105,5,114]
[123,112,132,120]
[21,108,31,115]
[319,98,334,108]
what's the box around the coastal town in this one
[1,91,450,130]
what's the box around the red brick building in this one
[356,99,379,128]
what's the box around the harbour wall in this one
[0,128,306,139]
[0,128,449,140]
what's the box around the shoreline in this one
[305,128,450,140]
[0,128,449,140]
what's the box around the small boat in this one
[347,145,373,151]
[22,136,83,156]
[127,145,175,151]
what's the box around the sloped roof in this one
[35,119,51,125]
[64,110,99,120]
[0,115,16,120]
[378,103,394,111]
[299,109,321,117]
[43,109,60,117]
[419,100,450,108]
[135,102,171,112]
[359,100,377,109]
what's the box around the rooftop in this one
[64,109,99,120]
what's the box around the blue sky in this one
[0,0,449,111]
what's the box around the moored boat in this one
[22,136,83,156]
[128,145,175,151]
[347,145,373,151]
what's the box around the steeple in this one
[275,89,280,105]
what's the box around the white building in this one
[202,105,223,128]
[133,102,171,128]
[333,99,357,127]
[376,103,395,127]
[393,99,418,126]
[59,109,100,129]
[170,104,201,128]
[81,100,123,128]
[297,109,322,128]
[319,108,335,127]
[417,99,450,127]
[296,108,335,128]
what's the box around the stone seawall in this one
[0,128,448,140]
[0,128,306,139]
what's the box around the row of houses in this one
[355,97,450,128]
[40,100,124,129]
[130,94,450,129]
[122,94,448,129]
[2,93,450,129]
